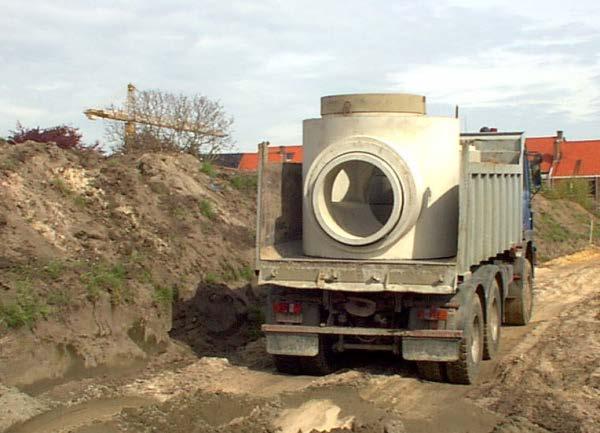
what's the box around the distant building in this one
[526,131,600,201]
[213,145,302,171]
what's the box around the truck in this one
[256,93,540,384]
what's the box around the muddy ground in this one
[2,249,598,433]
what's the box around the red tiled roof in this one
[552,139,600,177]
[526,135,600,177]
[525,136,555,173]
[238,145,303,171]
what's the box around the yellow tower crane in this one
[84,84,226,148]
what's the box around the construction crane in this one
[84,84,226,147]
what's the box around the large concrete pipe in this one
[302,94,460,260]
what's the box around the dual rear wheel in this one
[417,293,485,384]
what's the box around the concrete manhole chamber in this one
[303,93,460,260]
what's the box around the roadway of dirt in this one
[3,249,599,433]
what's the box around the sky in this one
[1,0,599,152]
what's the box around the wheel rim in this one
[490,298,500,342]
[470,315,482,361]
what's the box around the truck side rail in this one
[456,133,524,274]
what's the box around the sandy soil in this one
[2,249,598,433]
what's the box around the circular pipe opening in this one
[312,153,403,246]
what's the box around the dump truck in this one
[256,93,539,384]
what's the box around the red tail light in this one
[273,302,302,314]
[417,307,449,321]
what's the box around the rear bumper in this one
[262,324,463,361]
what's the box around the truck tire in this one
[505,259,533,325]
[299,336,338,376]
[483,280,501,360]
[273,355,302,374]
[446,294,484,384]
[416,361,447,382]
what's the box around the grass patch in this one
[44,260,65,280]
[203,272,219,284]
[172,207,187,220]
[537,212,572,242]
[47,288,72,307]
[246,305,265,340]
[50,178,72,196]
[0,281,49,329]
[542,179,594,211]
[229,174,258,192]
[0,156,18,172]
[200,161,217,177]
[204,264,254,284]
[238,265,254,282]
[81,262,130,305]
[198,199,216,220]
[153,285,174,309]
[72,194,88,208]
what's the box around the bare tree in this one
[103,87,234,156]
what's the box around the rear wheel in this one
[505,259,533,325]
[273,355,302,374]
[446,294,484,384]
[299,336,338,375]
[416,361,447,382]
[483,280,501,360]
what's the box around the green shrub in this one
[153,285,174,309]
[82,262,129,305]
[542,179,593,210]
[199,199,216,220]
[50,178,72,196]
[44,260,64,280]
[0,282,49,329]
[204,272,219,284]
[230,174,258,192]
[200,161,217,177]
[238,265,254,282]
[47,288,72,307]
[72,195,88,208]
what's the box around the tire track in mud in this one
[5,397,155,433]
[4,249,599,433]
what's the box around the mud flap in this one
[266,333,319,356]
[402,337,460,362]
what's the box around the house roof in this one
[525,136,555,173]
[237,145,303,171]
[525,135,600,177]
[553,139,600,177]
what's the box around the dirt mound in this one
[532,195,598,262]
[0,141,258,388]
[472,251,600,433]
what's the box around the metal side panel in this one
[457,134,524,274]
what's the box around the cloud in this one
[387,48,600,121]
[1,0,600,147]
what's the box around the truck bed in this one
[255,133,524,294]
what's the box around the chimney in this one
[553,130,564,163]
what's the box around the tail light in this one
[273,302,302,314]
[417,307,449,321]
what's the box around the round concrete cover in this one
[321,93,426,116]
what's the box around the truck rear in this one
[256,93,536,384]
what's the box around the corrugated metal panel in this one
[457,135,524,274]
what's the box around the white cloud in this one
[1,0,600,145]
[387,48,600,120]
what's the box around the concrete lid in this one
[321,93,426,116]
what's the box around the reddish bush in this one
[9,123,102,153]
